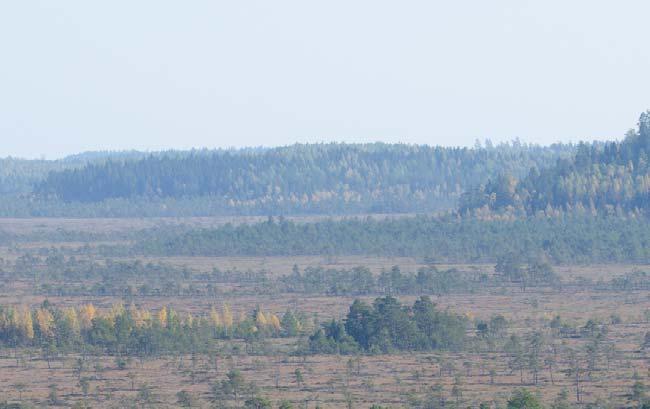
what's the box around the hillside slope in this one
[460,111,650,215]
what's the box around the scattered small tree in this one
[48,384,59,405]
[244,396,272,409]
[294,368,304,388]
[507,389,543,409]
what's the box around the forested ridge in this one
[33,142,574,214]
[3,112,650,219]
[460,111,650,215]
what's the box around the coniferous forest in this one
[460,111,650,215]
[1,142,574,217]
[2,111,648,221]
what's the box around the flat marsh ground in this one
[0,217,648,408]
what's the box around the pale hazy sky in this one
[1,1,649,159]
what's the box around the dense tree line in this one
[309,296,467,354]
[25,261,649,299]
[460,111,650,215]
[20,261,542,299]
[283,264,557,295]
[0,302,305,356]
[281,265,480,295]
[0,297,471,356]
[134,215,650,263]
[2,254,195,284]
[34,143,573,214]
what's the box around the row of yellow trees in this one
[0,302,286,343]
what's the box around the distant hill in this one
[0,157,82,195]
[460,111,650,215]
[60,150,150,163]
[0,149,268,196]
[59,147,269,163]
[33,142,574,215]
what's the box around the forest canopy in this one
[460,111,650,215]
[32,142,573,215]
[134,214,650,263]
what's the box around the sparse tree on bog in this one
[294,368,304,388]
[507,389,543,409]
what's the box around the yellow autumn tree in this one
[79,304,96,329]
[0,308,8,332]
[108,302,125,325]
[256,310,268,326]
[167,307,177,328]
[128,304,142,327]
[184,313,194,328]
[130,304,152,328]
[36,308,54,338]
[140,309,152,326]
[19,306,34,340]
[209,306,221,327]
[270,314,281,331]
[222,304,233,328]
[63,307,80,336]
[157,306,168,328]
